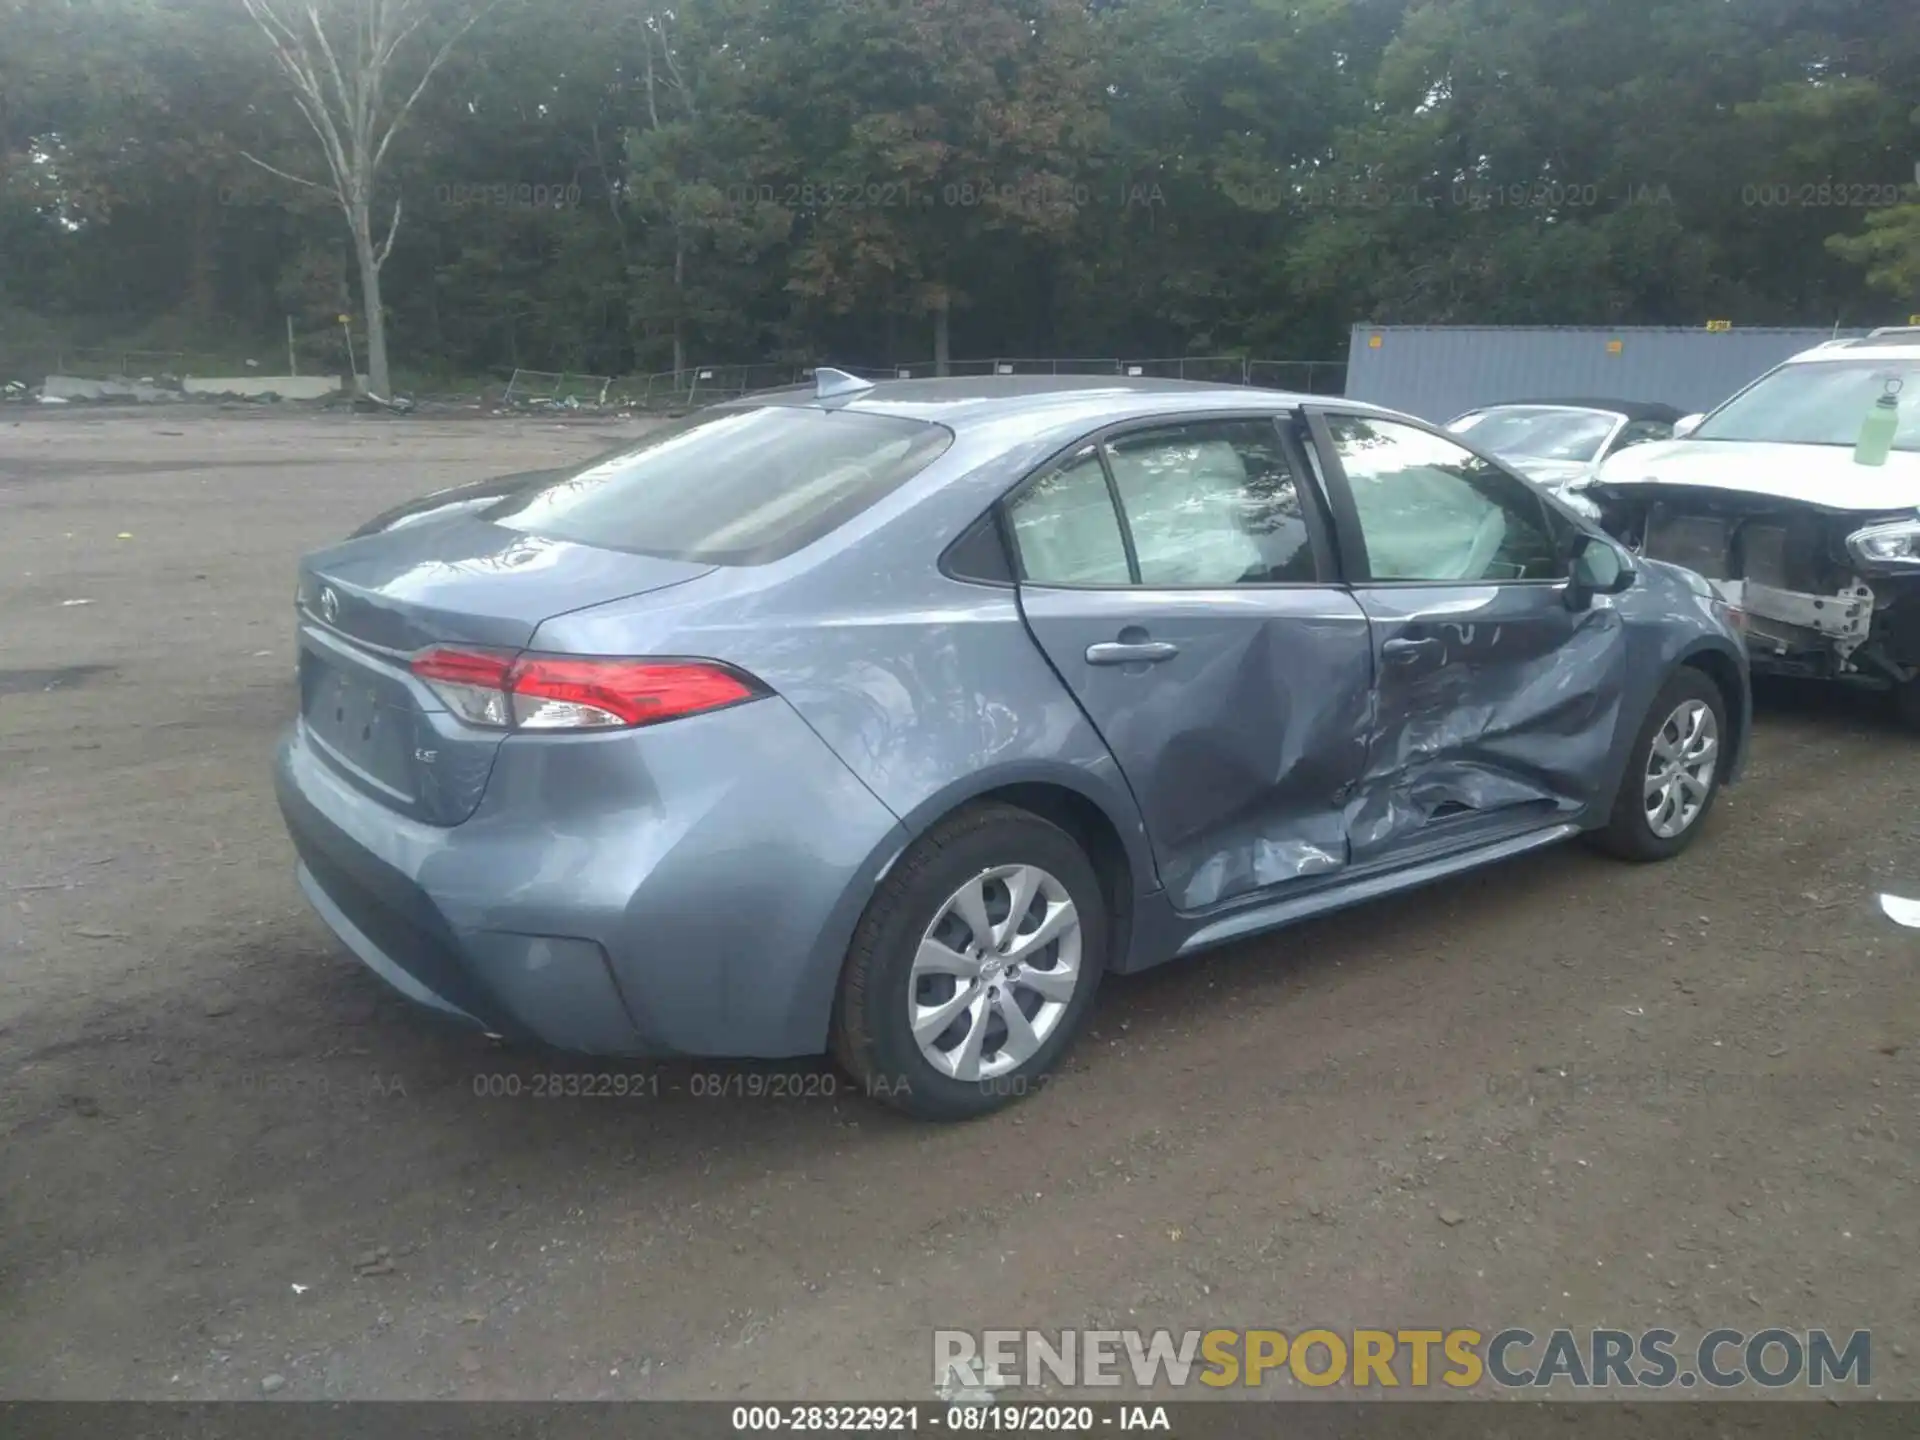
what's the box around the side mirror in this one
[1565,532,1635,610]
[1671,413,1705,439]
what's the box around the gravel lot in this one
[1,409,1916,1401]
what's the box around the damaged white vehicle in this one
[1577,329,1920,720]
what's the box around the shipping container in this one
[1344,324,1871,422]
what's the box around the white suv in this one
[1580,328,1920,718]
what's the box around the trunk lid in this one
[295,515,715,823]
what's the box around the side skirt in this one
[1145,822,1584,963]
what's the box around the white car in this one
[1580,327,1920,719]
[1447,400,1683,514]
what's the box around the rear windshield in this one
[486,405,954,563]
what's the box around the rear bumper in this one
[294,861,489,1027]
[275,696,907,1057]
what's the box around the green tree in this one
[765,0,1107,370]
[1829,202,1920,311]
[623,1,794,373]
[8,0,1920,381]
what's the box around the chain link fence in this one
[1,344,341,388]
[0,347,195,384]
[6,350,1347,411]
[504,356,1347,413]
[500,369,615,408]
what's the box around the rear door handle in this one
[1381,637,1441,664]
[1086,641,1180,666]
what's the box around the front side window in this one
[1695,359,1920,452]
[1324,415,1561,582]
[1007,450,1132,585]
[1103,420,1321,585]
[487,405,953,564]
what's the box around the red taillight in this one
[412,647,513,689]
[411,646,516,728]
[510,657,757,728]
[409,647,761,731]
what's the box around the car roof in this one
[720,374,1398,432]
[1788,328,1920,364]
[1455,398,1683,423]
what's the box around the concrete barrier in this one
[182,375,342,400]
[41,373,346,403]
[43,375,178,402]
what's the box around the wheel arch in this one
[785,766,1154,1056]
[883,766,1155,973]
[1675,639,1750,784]
[970,781,1137,975]
[1585,635,1748,839]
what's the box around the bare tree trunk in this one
[425,228,445,354]
[590,123,636,369]
[349,203,390,396]
[933,294,951,376]
[190,181,219,327]
[636,11,705,380]
[240,0,482,400]
[672,234,686,374]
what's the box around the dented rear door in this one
[1008,418,1373,912]
[1306,409,1629,864]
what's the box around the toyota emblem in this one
[319,585,340,625]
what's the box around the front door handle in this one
[1381,636,1442,664]
[1086,640,1180,666]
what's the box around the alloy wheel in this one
[909,864,1082,1081]
[1643,698,1719,839]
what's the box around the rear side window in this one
[1104,420,1321,584]
[1007,450,1133,585]
[486,405,953,564]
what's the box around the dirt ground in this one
[1,408,1915,1402]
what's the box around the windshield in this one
[487,405,954,563]
[1448,408,1617,462]
[1695,358,1920,452]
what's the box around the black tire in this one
[830,802,1107,1121]
[1589,667,1728,862]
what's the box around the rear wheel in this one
[831,803,1107,1121]
[1590,668,1727,861]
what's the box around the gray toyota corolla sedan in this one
[275,373,1749,1119]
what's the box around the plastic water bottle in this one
[1854,378,1904,467]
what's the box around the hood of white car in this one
[1592,438,1920,512]
[1506,456,1593,488]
